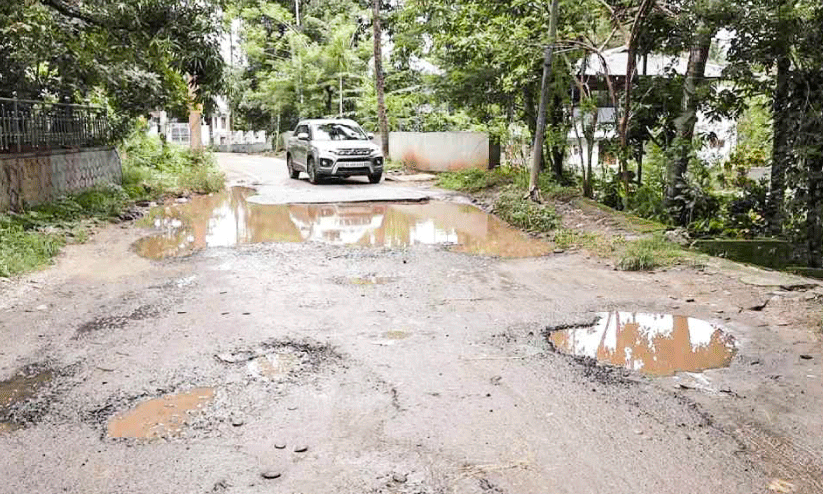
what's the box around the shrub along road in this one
[1,153,822,493]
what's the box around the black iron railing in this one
[0,97,112,153]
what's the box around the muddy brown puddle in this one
[134,187,551,259]
[0,368,53,433]
[107,388,214,439]
[549,312,737,377]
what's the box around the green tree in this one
[1,0,225,125]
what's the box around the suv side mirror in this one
[297,132,309,141]
[367,133,375,140]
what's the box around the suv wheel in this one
[287,155,300,179]
[307,158,320,184]
[368,172,382,184]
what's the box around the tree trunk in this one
[665,29,712,225]
[635,144,643,185]
[617,0,655,200]
[551,92,564,180]
[372,0,390,158]
[808,159,823,268]
[528,0,559,201]
[767,54,791,235]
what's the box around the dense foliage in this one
[0,0,225,129]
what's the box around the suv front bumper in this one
[317,156,383,176]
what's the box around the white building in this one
[566,46,736,174]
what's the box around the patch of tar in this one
[75,304,161,336]
[134,187,552,259]
[548,311,737,377]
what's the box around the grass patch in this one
[120,126,225,201]
[0,185,128,277]
[436,166,580,202]
[493,188,560,233]
[0,221,65,277]
[617,235,684,271]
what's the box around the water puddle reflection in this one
[548,312,737,377]
[134,187,551,259]
[107,388,214,439]
[0,369,53,433]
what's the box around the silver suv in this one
[286,119,384,184]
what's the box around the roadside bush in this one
[628,184,666,222]
[493,188,559,232]
[617,235,682,271]
[119,122,225,200]
[723,177,769,238]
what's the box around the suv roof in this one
[298,118,361,127]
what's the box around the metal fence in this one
[0,97,111,154]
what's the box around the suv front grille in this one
[337,148,371,156]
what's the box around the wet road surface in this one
[1,153,822,493]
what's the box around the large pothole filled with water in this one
[134,187,551,259]
[548,312,737,377]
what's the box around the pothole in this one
[133,187,551,259]
[247,353,299,381]
[547,312,737,377]
[106,387,215,439]
[216,339,342,381]
[0,366,54,433]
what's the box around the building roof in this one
[578,46,724,78]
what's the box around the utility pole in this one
[528,0,559,201]
[228,22,234,152]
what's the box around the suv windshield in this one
[312,123,368,141]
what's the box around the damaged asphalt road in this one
[1,153,822,494]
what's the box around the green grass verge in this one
[436,167,580,201]
[1,127,225,278]
[436,168,517,193]
[617,235,684,271]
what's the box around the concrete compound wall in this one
[388,132,498,172]
[214,142,273,153]
[1,147,122,210]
